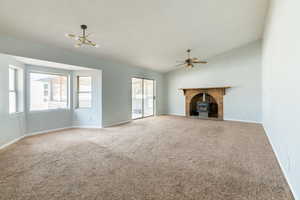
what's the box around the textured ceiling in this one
[0,0,269,72]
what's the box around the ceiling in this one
[15,56,92,71]
[0,0,269,72]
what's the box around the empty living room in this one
[0,0,299,199]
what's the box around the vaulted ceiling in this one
[0,0,269,72]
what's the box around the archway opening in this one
[189,93,218,118]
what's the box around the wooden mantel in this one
[180,86,231,95]
[180,87,231,120]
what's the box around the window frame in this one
[76,76,92,109]
[29,71,70,112]
[9,67,18,114]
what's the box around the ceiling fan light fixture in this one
[175,49,207,69]
[66,24,99,48]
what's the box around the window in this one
[9,67,17,113]
[30,72,68,111]
[9,66,23,114]
[77,76,92,108]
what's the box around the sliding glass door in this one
[132,78,143,119]
[132,78,154,119]
[143,79,154,117]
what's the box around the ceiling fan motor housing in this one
[81,24,87,30]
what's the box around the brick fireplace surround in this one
[181,87,230,120]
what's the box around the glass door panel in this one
[132,78,143,119]
[143,79,154,117]
[132,78,155,119]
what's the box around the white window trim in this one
[76,76,92,109]
[9,65,25,115]
[9,67,18,114]
[28,71,70,112]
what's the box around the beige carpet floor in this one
[0,116,294,200]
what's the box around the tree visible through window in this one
[30,72,68,111]
[77,76,92,108]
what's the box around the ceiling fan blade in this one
[86,39,99,48]
[194,61,208,64]
[78,36,85,42]
[74,43,82,48]
[85,39,92,44]
[65,33,76,38]
[174,63,185,67]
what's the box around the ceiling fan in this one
[175,49,207,69]
[65,24,99,48]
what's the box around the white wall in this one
[0,54,26,147]
[72,70,102,128]
[263,0,300,198]
[25,64,73,133]
[0,35,165,128]
[165,41,262,123]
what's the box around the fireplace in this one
[180,87,230,120]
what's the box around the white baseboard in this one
[0,135,26,150]
[0,120,131,150]
[1,125,103,150]
[1,127,72,150]
[224,118,262,124]
[72,125,102,129]
[28,127,73,137]
[167,113,185,117]
[1,119,130,150]
[166,114,262,124]
[103,120,132,128]
[263,125,298,200]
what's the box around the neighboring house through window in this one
[30,72,68,111]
